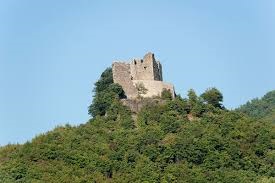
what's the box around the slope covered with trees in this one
[0,69,274,183]
[237,90,275,124]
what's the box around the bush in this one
[88,68,125,117]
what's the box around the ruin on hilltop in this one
[112,52,175,100]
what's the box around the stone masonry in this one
[112,52,175,99]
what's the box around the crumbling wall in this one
[152,60,162,81]
[130,59,154,80]
[129,52,162,81]
[112,62,138,99]
[132,80,175,98]
[112,52,174,100]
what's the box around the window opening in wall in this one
[144,66,147,70]
[141,60,143,63]
[134,61,137,65]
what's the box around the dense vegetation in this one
[0,69,274,183]
[88,68,125,117]
[238,90,275,124]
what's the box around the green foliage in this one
[166,95,188,115]
[135,82,148,98]
[201,87,224,109]
[187,89,198,105]
[1,67,274,183]
[161,88,173,100]
[187,89,205,117]
[88,68,125,117]
[237,90,275,123]
[1,98,274,182]
[94,67,114,93]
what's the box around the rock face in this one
[112,52,175,99]
[121,98,167,114]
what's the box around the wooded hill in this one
[237,90,275,124]
[0,68,274,183]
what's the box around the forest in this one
[0,68,274,183]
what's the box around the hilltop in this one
[0,67,274,183]
[237,91,275,124]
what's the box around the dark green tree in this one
[161,88,173,100]
[187,89,205,117]
[187,89,198,107]
[94,67,113,93]
[201,87,224,109]
[237,90,275,123]
[88,68,125,117]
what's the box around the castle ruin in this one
[112,52,175,99]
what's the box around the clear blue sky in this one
[0,0,274,145]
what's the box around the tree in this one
[187,89,198,109]
[135,82,148,98]
[201,88,223,109]
[88,68,125,117]
[187,89,205,117]
[94,67,113,93]
[237,90,275,122]
[161,88,173,100]
[166,95,188,115]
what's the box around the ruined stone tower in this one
[112,52,175,99]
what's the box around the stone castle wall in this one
[112,52,175,99]
[154,61,163,81]
[130,59,154,81]
[112,62,138,99]
[132,80,175,98]
[129,53,162,81]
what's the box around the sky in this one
[0,0,274,146]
